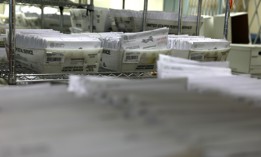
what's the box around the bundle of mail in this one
[70,7,111,33]
[109,9,143,33]
[146,11,198,35]
[7,29,102,73]
[100,27,170,72]
[0,25,6,47]
[157,54,261,104]
[0,69,260,157]
[75,28,171,72]
[0,25,7,62]
[43,14,72,33]
[1,12,71,32]
[157,54,231,79]
[5,27,173,73]
[67,69,261,157]
[70,8,199,35]
[0,48,6,63]
[168,35,230,61]
[7,27,232,74]
[11,13,40,29]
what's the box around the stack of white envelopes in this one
[7,29,102,73]
[100,28,171,72]
[168,35,230,61]
[70,7,111,33]
[0,69,261,156]
[158,54,261,105]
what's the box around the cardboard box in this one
[101,49,171,72]
[14,47,102,73]
[227,44,261,74]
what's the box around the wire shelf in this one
[0,62,156,84]
[16,72,156,83]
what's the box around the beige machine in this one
[227,44,261,74]
[212,12,249,44]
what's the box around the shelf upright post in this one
[142,0,148,31]
[59,6,64,33]
[122,0,125,9]
[196,0,202,36]
[224,0,230,40]
[40,3,44,29]
[88,0,94,32]
[177,0,183,35]
[8,0,16,85]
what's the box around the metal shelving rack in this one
[1,0,81,7]
[4,0,230,85]
[16,72,157,84]
[0,62,157,84]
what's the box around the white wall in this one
[125,0,163,11]
[248,0,261,34]
[94,0,123,9]
[94,0,163,11]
